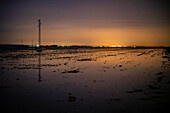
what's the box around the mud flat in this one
[0,48,170,113]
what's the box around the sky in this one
[0,0,170,46]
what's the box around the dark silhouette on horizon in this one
[37,19,42,52]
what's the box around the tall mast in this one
[38,19,41,46]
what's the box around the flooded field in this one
[0,48,170,113]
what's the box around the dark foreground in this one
[0,48,170,113]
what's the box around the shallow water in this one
[0,48,170,113]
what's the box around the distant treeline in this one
[0,44,169,50]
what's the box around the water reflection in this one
[38,52,42,82]
[0,48,169,113]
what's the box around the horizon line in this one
[0,43,169,48]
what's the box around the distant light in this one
[29,45,37,47]
[37,45,39,47]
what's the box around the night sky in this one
[0,0,170,46]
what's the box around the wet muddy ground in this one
[0,48,170,113]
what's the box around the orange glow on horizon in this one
[1,25,170,47]
[40,26,170,46]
